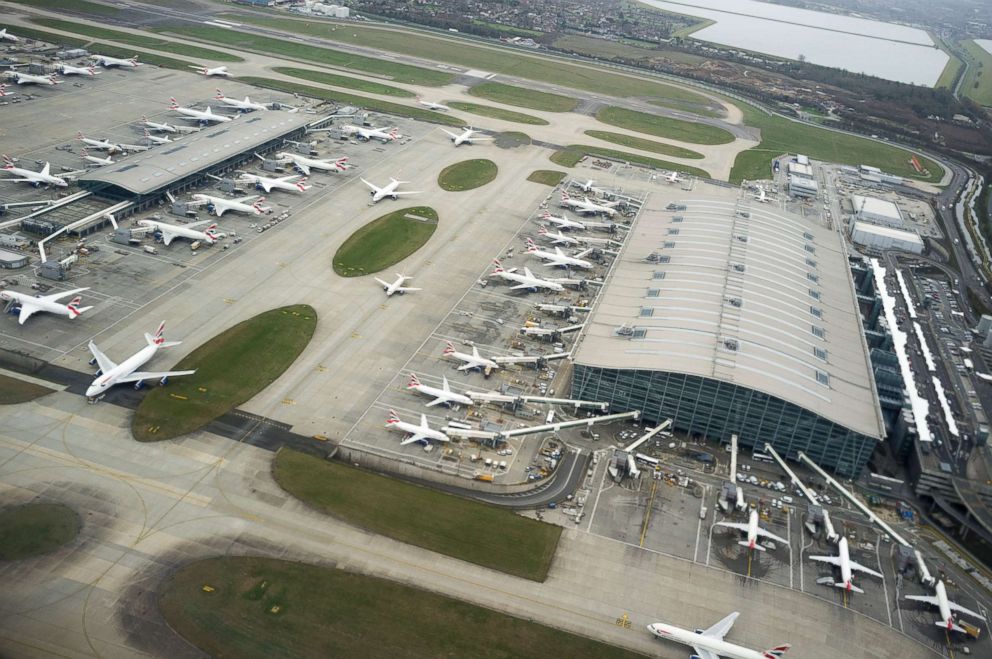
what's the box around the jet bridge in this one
[499,409,639,439]
[720,434,747,513]
[764,443,838,542]
[466,389,608,412]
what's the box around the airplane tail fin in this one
[492,258,504,273]
[215,88,225,99]
[386,409,401,424]
[67,296,92,318]
[389,128,399,139]
[442,340,456,356]
[762,645,791,659]
[296,177,311,191]
[252,197,268,212]
[146,320,167,347]
[538,226,549,235]
[168,97,179,109]
[87,66,97,76]
[2,154,12,168]
[407,373,421,389]
[740,540,766,552]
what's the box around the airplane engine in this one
[88,357,98,366]
[159,376,169,386]
[133,379,145,390]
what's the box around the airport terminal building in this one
[571,196,886,476]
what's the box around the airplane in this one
[76,132,121,153]
[214,89,268,112]
[808,536,882,594]
[59,63,99,77]
[236,172,310,194]
[1,154,69,187]
[6,71,60,86]
[489,259,565,292]
[1,287,92,325]
[92,54,139,68]
[385,409,450,445]
[272,152,348,176]
[647,611,790,659]
[139,115,178,134]
[374,273,421,296]
[361,177,421,203]
[190,193,268,217]
[440,127,493,147]
[905,580,984,634]
[80,148,114,166]
[560,190,618,217]
[406,373,473,408]
[575,179,596,193]
[417,96,450,111]
[525,238,594,269]
[344,124,400,143]
[85,321,196,399]
[143,129,173,145]
[0,28,20,43]
[540,210,586,231]
[116,142,150,153]
[190,65,231,77]
[715,508,788,552]
[442,340,499,372]
[664,171,684,184]
[752,186,772,203]
[138,218,220,246]
[169,98,233,124]
[537,226,581,246]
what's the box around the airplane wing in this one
[424,395,447,408]
[755,527,789,545]
[467,136,495,142]
[360,178,379,193]
[808,554,842,567]
[88,341,118,373]
[904,594,940,607]
[40,162,51,176]
[391,191,422,196]
[715,521,749,532]
[947,599,984,620]
[440,129,459,139]
[185,219,215,230]
[115,369,196,384]
[16,302,40,325]
[400,432,427,446]
[294,161,311,175]
[374,277,391,288]
[510,283,535,290]
[42,287,88,302]
[848,560,884,579]
[396,286,421,293]
[575,248,593,258]
[702,611,739,640]
[690,648,719,659]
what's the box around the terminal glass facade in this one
[573,366,878,477]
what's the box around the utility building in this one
[851,221,924,254]
[851,195,905,229]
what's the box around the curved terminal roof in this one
[572,194,885,439]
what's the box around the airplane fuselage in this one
[409,382,473,407]
[647,623,770,659]
[386,419,449,443]
[139,220,216,245]
[192,194,261,217]
[0,290,78,321]
[1,164,67,187]
[492,269,565,292]
[87,344,158,398]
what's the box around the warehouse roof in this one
[851,221,924,245]
[852,194,902,221]
[572,195,885,439]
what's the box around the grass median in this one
[273,449,562,581]
[333,206,438,277]
[0,374,53,405]
[438,159,498,191]
[8,0,118,17]
[584,130,705,159]
[272,66,413,97]
[528,170,567,186]
[595,106,734,145]
[448,101,549,125]
[10,26,195,71]
[131,306,317,441]
[469,81,578,112]
[0,503,80,561]
[551,145,710,178]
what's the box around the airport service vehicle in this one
[86,322,196,399]
[1,288,92,325]
[716,509,788,552]
[560,190,618,217]
[92,54,139,68]
[440,127,493,146]
[0,28,20,43]
[6,71,60,86]
[139,219,220,247]
[442,340,498,372]
[190,65,230,77]
[537,226,581,246]
[190,193,268,218]
[344,125,400,143]
[406,373,473,407]
[80,149,114,166]
[272,152,348,176]
[385,409,450,445]
[417,96,450,111]
[1,155,69,187]
[525,238,593,269]
[808,537,882,594]
[489,259,565,292]
[139,116,178,133]
[213,89,268,112]
[374,274,421,297]
[905,580,984,633]
[169,97,233,124]
[648,611,790,659]
[540,210,586,231]
[237,172,310,194]
[59,64,99,77]
[143,129,173,145]
[361,177,421,203]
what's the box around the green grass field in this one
[0,374,53,405]
[551,145,710,178]
[272,66,413,98]
[595,106,734,145]
[273,450,562,581]
[238,77,464,126]
[960,40,992,106]
[131,306,317,441]
[156,25,452,86]
[8,0,118,17]
[584,130,705,159]
[438,159,498,191]
[32,18,243,62]
[934,37,964,90]
[527,170,567,186]
[10,26,195,71]
[469,81,577,112]
[159,556,645,659]
[333,206,438,277]
[497,131,532,147]
[0,503,79,561]
[448,101,549,125]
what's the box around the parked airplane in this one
[59,63,99,77]
[86,322,196,399]
[237,172,310,194]
[905,580,984,633]
[752,186,772,203]
[374,273,421,296]
[76,132,120,153]
[271,152,348,176]
[214,89,268,112]
[648,611,790,659]
[190,65,230,77]
[344,124,400,143]
[716,509,788,552]
[417,96,450,111]
[664,171,684,184]
[92,54,139,68]
[385,409,450,445]
[169,98,233,124]
[440,127,493,147]
[0,28,20,43]
[1,155,69,187]
[139,219,220,246]
[489,259,565,292]
[6,71,60,86]
[525,238,593,269]
[541,210,586,231]
[442,340,499,372]
[116,142,150,153]
[80,148,114,166]
[575,179,596,193]
[537,226,581,246]
[140,115,178,133]
[1,287,91,325]
[361,177,421,203]
[190,193,268,217]
[143,129,173,145]
[809,537,881,593]
[560,190,618,217]
[407,373,473,408]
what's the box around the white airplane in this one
[344,124,400,143]
[906,580,984,634]
[385,409,450,445]
[59,63,99,77]
[1,288,91,325]
[361,177,421,203]
[143,129,173,145]
[752,186,772,203]
[7,71,60,86]
[442,340,499,372]
[1,155,69,187]
[140,115,178,134]
[139,218,220,246]
[407,373,473,408]
[575,179,596,193]
[80,148,114,166]
[92,54,139,68]
[374,273,421,297]
[489,259,565,292]
[190,65,230,77]
[190,193,268,217]
[116,142,150,153]
[214,89,268,112]
[417,96,450,111]
[808,537,882,594]
[237,172,310,194]
[272,152,348,176]
[85,321,196,399]
[648,611,791,659]
[76,132,120,153]
[440,127,493,147]
[716,508,788,552]
[525,238,593,269]
[540,210,586,231]
[537,226,581,246]
[560,190,618,217]
[169,97,233,124]
[664,171,684,184]
[0,28,20,43]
